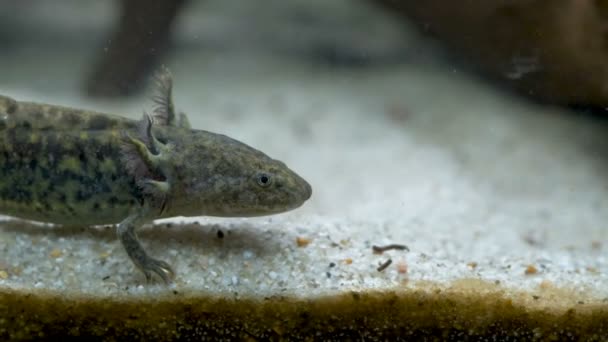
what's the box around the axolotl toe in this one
[0,68,312,283]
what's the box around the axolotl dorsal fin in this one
[151,66,191,130]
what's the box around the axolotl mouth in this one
[261,165,312,212]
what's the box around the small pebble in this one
[99,251,111,259]
[296,236,311,247]
[586,266,599,274]
[525,265,538,275]
[396,261,408,274]
[49,248,62,258]
[243,250,254,259]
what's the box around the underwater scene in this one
[0,0,607,340]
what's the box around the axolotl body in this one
[0,70,312,282]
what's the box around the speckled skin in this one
[0,70,312,282]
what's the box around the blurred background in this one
[1,0,607,256]
[3,0,608,107]
[0,0,416,97]
[1,0,607,249]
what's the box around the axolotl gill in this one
[0,69,312,283]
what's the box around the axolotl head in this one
[170,129,312,217]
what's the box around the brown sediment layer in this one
[1,279,606,340]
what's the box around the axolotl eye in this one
[255,172,273,188]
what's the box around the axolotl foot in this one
[140,256,175,284]
[117,211,175,284]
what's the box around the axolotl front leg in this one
[118,114,176,283]
[116,68,186,283]
[117,207,174,283]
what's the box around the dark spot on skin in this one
[63,111,83,126]
[109,196,119,207]
[88,115,113,130]
[44,135,62,165]
[17,189,32,203]
[5,101,17,115]
[95,149,106,162]
[48,107,59,117]
[117,199,132,207]
[231,192,240,201]
[32,112,44,121]
[76,189,92,202]
[92,171,104,184]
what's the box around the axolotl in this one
[0,69,312,283]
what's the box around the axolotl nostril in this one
[0,68,312,283]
